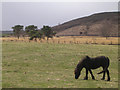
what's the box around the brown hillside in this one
[52,12,119,37]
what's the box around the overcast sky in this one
[2,2,118,31]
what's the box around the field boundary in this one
[1,36,119,45]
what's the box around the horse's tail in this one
[97,57,110,74]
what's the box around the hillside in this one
[52,12,119,37]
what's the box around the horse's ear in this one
[86,56,90,59]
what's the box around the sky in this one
[2,1,118,31]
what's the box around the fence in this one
[1,36,119,45]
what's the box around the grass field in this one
[2,40,118,88]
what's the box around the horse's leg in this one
[101,67,106,80]
[101,71,105,80]
[84,68,88,80]
[106,69,110,81]
[89,69,95,80]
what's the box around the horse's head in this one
[74,61,84,79]
[74,67,81,79]
[74,56,90,79]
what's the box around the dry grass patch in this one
[1,36,119,45]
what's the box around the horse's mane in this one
[74,56,89,73]
[74,59,84,74]
[77,60,84,68]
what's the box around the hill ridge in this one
[52,12,119,37]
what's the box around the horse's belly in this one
[90,65,101,69]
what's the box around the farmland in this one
[2,36,118,88]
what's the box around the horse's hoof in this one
[84,79,88,80]
[101,78,105,80]
[92,78,95,80]
[107,79,110,81]
[84,77,88,80]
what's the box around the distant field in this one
[2,41,118,88]
[1,36,119,45]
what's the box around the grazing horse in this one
[74,56,110,81]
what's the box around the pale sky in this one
[2,1,118,31]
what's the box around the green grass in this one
[2,41,118,88]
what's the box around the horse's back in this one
[86,56,109,69]
[94,56,109,65]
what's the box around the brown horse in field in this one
[74,56,110,81]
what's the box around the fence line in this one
[1,36,119,45]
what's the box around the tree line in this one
[12,25,56,41]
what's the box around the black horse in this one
[74,56,110,81]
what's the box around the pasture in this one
[2,39,118,88]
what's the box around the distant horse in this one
[74,56,110,81]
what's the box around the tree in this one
[37,30,44,40]
[21,30,26,38]
[41,25,56,40]
[29,30,43,41]
[25,25,38,36]
[12,25,24,39]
